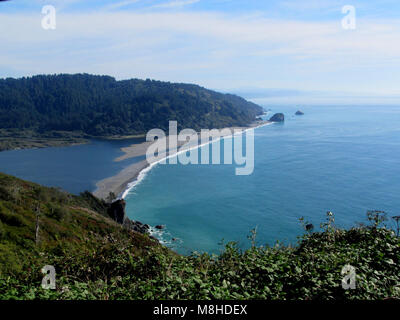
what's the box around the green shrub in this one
[0,208,26,227]
[0,243,23,275]
[1,222,399,300]
[0,186,12,201]
[48,205,68,222]
[0,221,4,239]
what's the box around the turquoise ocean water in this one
[0,105,399,255]
[124,105,400,254]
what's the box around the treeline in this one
[0,74,263,136]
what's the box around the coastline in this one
[93,120,272,200]
[0,132,145,153]
[0,137,89,152]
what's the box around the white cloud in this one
[152,0,200,9]
[280,0,345,11]
[0,10,399,98]
[104,0,142,11]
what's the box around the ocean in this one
[0,105,399,255]
[123,105,400,254]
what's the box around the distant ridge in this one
[0,74,263,137]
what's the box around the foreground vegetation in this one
[0,173,399,300]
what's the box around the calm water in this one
[0,105,399,255]
[124,105,400,254]
[0,138,145,195]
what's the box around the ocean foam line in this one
[148,226,183,248]
[120,122,273,199]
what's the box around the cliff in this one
[0,172,159,276]
[107,199,150,234]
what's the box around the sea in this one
[1,105,399,255]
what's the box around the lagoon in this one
[0,137,145,195]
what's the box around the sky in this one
[1,0,400,105]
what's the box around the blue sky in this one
[1,0,400,104]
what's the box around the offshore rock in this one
[269,113,285,122]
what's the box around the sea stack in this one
[269,113,285,122]
[295,110,304,115]
[107,199,126,224]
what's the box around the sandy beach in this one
[93,120,271,200]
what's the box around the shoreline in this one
[93,120,272,200]
[0,137,90,152]
[0,132,147,153]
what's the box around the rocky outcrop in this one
[269,113,285,122]
[123,219,150,234]
[305,224,314,232]
[107,199,150,234]
[295,110,304,115]
[107,199,126,224]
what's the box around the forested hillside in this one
[0,74,263,137]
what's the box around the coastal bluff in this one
[107,199,150,234]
